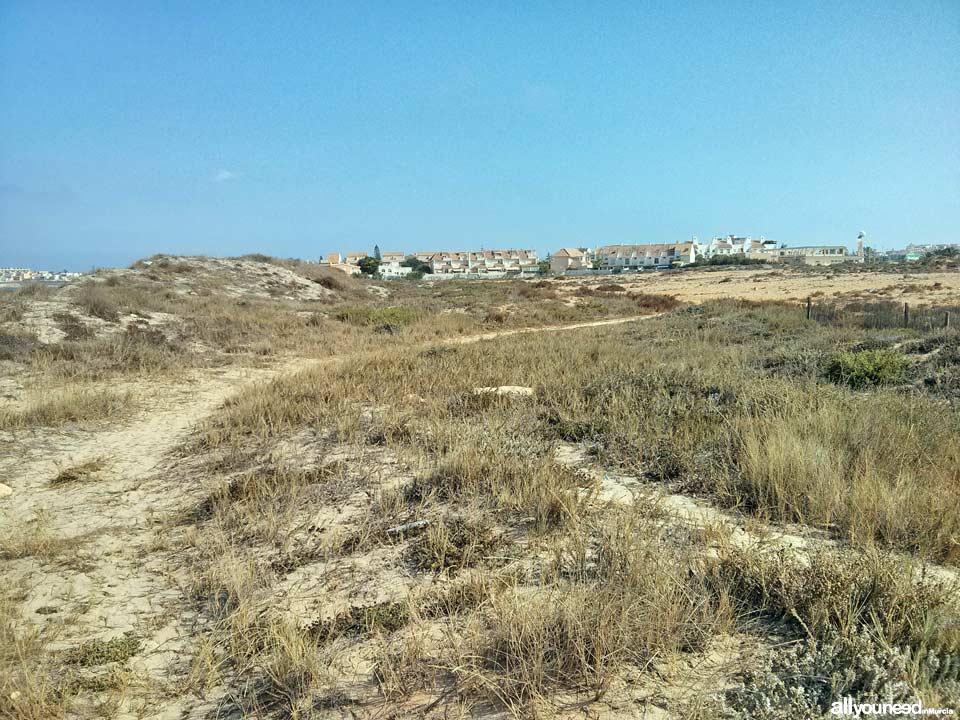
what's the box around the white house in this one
[703,235,777,259]
[378,252,414,278]
[548,248,590,274]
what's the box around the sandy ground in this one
[1,362,309,718]
[566,267,960,305]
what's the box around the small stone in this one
[0,483,13,499]
[472,385,534,398]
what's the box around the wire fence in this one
[805,298,957,332]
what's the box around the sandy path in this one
[450,314,656,344]
[0,363,307,719]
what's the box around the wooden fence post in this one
[946,311,951,330]
[806,297,812,321]
[903,302,909,328]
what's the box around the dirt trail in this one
[0,363,308,718]
[0,314,659,718]
[449,313,656,344]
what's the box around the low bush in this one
[70,283,121,322]
[825,349,909,388]
[405,514,503,573]
[627,292,680,312]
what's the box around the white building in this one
[548,248,591,274]
[703,235,777,259]
[427,249,539,275]
[377,252,414,278]
[594,242,698,270]
[774,246,857,265]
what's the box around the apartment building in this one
[427,249,539,275]
[594,242,698,270]
[704,235,778,259]
[774,246,858,265]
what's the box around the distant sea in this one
[0,280,68,292]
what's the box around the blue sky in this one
[1,1,958,270]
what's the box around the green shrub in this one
[825,349,909,388]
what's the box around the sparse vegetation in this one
[4,255,960,718]
[70,282,121,322]
[332,304,423,327]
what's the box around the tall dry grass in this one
[448,508,734,711]
[0,387,131,430]
[199,300,960,563]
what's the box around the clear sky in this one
[1,1,958,270]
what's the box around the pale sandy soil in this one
[564,267,960,305]
[1,362,309,718]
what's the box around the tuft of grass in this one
[373,632,433,701]
[412,448,587,532]
[0,595,68,720]
[49,457,108,486]
[70,283,121,322]
[0,514,77,561]
[0,388,130,430]
[449,509,734,710]
[63,634,141,667]
[716,546,960,655]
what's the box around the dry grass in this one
[1,255,664,436]
[70,282,121,322]
[199,301,960,563]
[169,295,960,714]
[0,595,68,720]
[49,457,108,486]
[405,512,504,573]
[0,387,130,430]
[447,509,735,712]
[0,514,77,561]
[717,546,960,655]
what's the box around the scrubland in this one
[1,256,959,719]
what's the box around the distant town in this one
[0,267,84,283]
[320,237,960,279]
[3,238,957,285]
